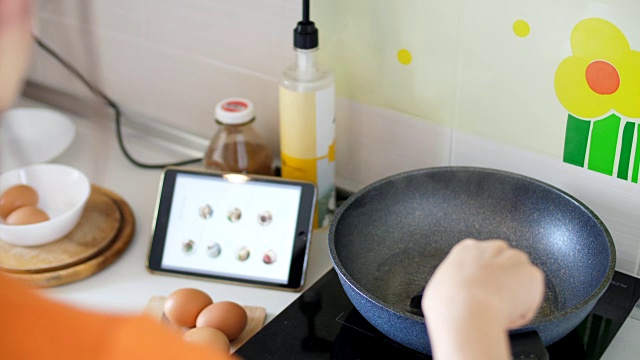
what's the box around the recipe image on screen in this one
[160,173,302,285]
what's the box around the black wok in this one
[328,167,615,355]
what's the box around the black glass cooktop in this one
[237,269,640,360]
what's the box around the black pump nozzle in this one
[302,0,310,22]
[294,0,318,50]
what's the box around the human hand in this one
[422,238,545,359]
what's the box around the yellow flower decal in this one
[554,18,640,119]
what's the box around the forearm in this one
[425,295,511,360]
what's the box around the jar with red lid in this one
[203,98,275,175]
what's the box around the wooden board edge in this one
[5,185,135,287]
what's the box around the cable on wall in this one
[33,35,203,169]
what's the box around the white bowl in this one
[0,107,76,172]
[0,164,91,246]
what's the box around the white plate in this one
[0,107,76,172]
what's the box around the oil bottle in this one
[279,0,335,228]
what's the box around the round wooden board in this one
[0,185,122,273]
[4,185,135,287]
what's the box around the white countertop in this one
[11,97,640,359]
[12,97,333,324]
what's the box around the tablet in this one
[147,167,317,291]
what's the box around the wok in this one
[328,167,615,355]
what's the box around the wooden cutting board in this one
[0,185,135,287]
[143,295,267,354]
[0,186,122,273]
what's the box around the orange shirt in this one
[0,272,236,360]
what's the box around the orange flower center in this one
[585,60,620,95]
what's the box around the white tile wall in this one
[145,1,290,78]
[334,98,451,191]
[31,0,298,152]
[28,0,640,275]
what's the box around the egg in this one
[182,327,230,354]
[0,184,39,218]
[163,288,213,328]
[5,206,50,225]
[196,301,248,341]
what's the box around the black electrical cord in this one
[33,35,204,169]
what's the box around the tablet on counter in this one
[147,166,317,291]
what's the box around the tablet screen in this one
[148,167,316,291]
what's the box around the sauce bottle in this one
[204,98,274,176]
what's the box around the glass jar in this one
[203,98,275,176]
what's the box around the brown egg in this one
[163,288,213,328]
[0,185,39,218]
[196,301,248,341]
[5,206,50,225]
[183,327,230,354]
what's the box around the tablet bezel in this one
[147,167,317,291]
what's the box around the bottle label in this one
[279,85,336,228]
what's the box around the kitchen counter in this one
[12,96,333,324]
[10,96,640,359]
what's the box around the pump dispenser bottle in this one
[279,0,335,228]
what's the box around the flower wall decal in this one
[555,18,640,182]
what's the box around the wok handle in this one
[509,331,549,360]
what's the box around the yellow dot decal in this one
[397,49,412,65]
[513,20,530,38]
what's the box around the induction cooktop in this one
[236,269,640,359]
